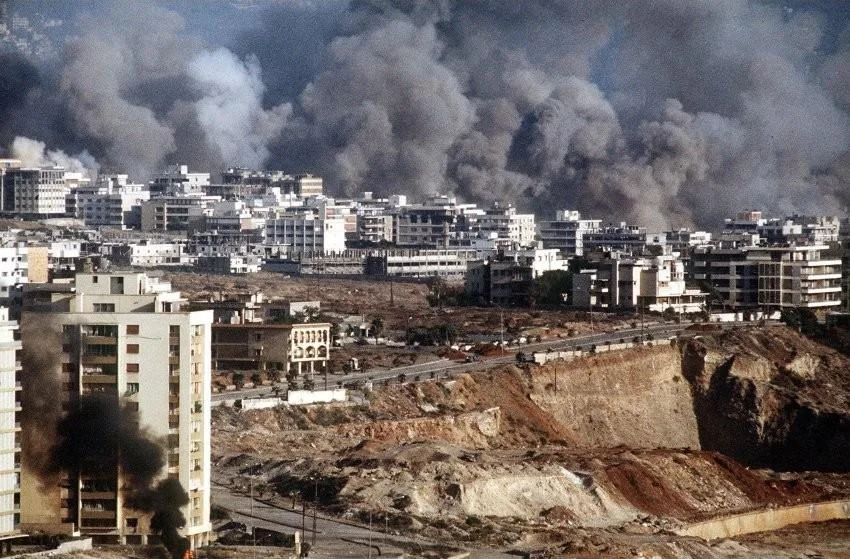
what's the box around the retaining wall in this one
[678,499,850,540]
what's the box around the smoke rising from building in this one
[20,317,189,559]
[1,0,850,228]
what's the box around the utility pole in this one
[368,511,373,559]
[312,478,318,548]
[499,306,504,346]
[250,475,256,559]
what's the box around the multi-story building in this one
[582,223,648,256]
[466,248,569,306]
[264,213,346,254]
[0,245,30,303]
[195,255,261,275]
[749,245,842,309]
[364,248,479,279]
[140,195,220,233]
[471,205,536,249]
[2,167,68,217]
[394,195,477,248]
[66,175,150,229]
[149,165,209,198]
[218,169,323,200]
[211,322,331,377]
[573,254,707,313]
[537,210,602,257]
[107,241,190,268]
[692,243,841,310]
[0,160,21,212]
[20,272,213,548]
[537,210,602,256]
[0,307,21,550]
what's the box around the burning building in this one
[19,272,213,550]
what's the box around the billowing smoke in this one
[2,0,850,228]
[10,136,99,177]
[20,317,189,559]
[188,48,292,169]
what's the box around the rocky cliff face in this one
[681,327,850,472]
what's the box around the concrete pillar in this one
[141,534,148,545]
[294,530,302,557]
[297,362,302,376]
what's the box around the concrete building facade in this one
[20,273,213,548]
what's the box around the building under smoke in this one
[20,272,213,550]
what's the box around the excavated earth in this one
[212,325,850,557]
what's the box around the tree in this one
[371,316,384,344]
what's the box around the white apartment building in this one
[537,210,602,256]
[149,165,209,197]
[195,255,261,275]
[0,308,21,548]
[264,213,346,254]
[364,248,479,279]
[66,175,150,229]
[573,254,707,313]
[108,241,190,268]
[2,167,68,216]
[20,272,214,548]
[0,246,29,301]
[472,205,536,248]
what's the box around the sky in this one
[1,0,850,229]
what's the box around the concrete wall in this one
[679,499,850,540]
[532,338,672,365]
[237,397,282,410]
[287,389,346,405]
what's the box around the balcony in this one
[81,355,117,366]
[83,336,117,345]
[80,509,116,520]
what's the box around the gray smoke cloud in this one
[2,0,849,228]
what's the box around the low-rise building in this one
[211,322,331,377]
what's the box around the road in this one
[212,481,502,558]
[213,321,691,402]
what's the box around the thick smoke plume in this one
[20,317,189,559]
[2,0,850,228]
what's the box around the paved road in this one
[213,482,474,558]
[214,321,691,401]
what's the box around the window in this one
[126,344,139,354]
[93,303,115,313]
[126,363,139,373]
[126,383,139,395]
[126,325,139,335]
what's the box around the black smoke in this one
[20,318,190,559]
[3,1,850,228]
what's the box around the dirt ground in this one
[210,326,850,557]
[163,271,628,338]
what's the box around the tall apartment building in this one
[394,195,477,247]
[2,167,68,217]
[470,205,536,248]
[264,213,346,254]
[537,210,602,257]
[692,244,841,310]
[0,307,21,550]
[20,272,213,548]
[66,175,150,229]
